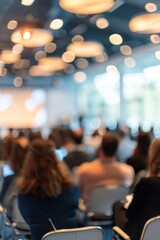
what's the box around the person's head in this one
[28,131,42,142]
[148,138,160,177]
[118,125,130,138]
[100,131,119,157]
[9,137,29,174]
[70,129,84,145]
[134,131,151,157]
[0,136,16,161]
[48,127,64,148]
[17,139,72,197]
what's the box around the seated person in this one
[17,139,79,240]
[126,131,152,176]
[0,135,16,173]
[0,136,28,219]
[114,138,160,240]
[63,128,91,171]
[74,131,134,207]
[116,127,135,163]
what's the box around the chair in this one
[11,195,30,232]
[112,226,130,240]
[112,215,160,240]
[140,215,160,240]
[41,226,104,240]
[0,198,31,240]
[86,184,130,226]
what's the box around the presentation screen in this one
[0,88,47,128]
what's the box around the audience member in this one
[0,135,16,162]
[114,138,160,240]
[63,128,91,171]
[28,130,42,142]
[74,131,134,207]
[17,139,79,240]
[116,126,135,162]
[48,127,64,149]
[0,135,16,193]
[126,131,152,176]
[0,136,28,219]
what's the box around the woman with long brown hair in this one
[17,139,79,240]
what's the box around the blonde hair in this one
[148,139,160,177]
[17,139,73,197]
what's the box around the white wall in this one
[46,82,79,127]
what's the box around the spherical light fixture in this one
[38,57,67,72]
[129,13,160,34]
[11,28,53,47]
[0,50,20,64]
[67,41,103,57]
[59,0,115,14]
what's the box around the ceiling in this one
[0,0,160,87]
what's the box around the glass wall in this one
[77,70,120,133]
[77,64,160,137]
[123,68,160,137]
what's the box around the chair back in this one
[140,215,160,240]
[112,216,160,240]
[41,226,104,240]
[87,184,130,216]
[11,196,30,231]
[0,204,30,240]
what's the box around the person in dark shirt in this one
[126,131,152,176]
[17,139,79,240]
[116,138,160,240]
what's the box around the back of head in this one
[17,139,72,197]
[148,138,160,176]
[9,137,29,174]
[135,131,151,156]
[101,131,119,157]
[0,136,16,161]
[28,131,42,142]
[71,129,84,145]
[48,127,64,148]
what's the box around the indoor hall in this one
[0,1,160,240]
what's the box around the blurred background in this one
[0,0,160,137]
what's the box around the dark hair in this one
[70,129,83,144]
[28,131,42,142]
[101,132,119,157]
[10,137,28,174]
[0,136,16,160]
[134,131,151,157]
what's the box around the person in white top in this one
[74,131,134,207]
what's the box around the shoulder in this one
[18,193,33,201]
[60,185,79,203]
[76,159,99,171]
[18,192,41,204]
[64,185,79,195]
[118,162,134,173]
[134,177,160,194]
[138,176,160,186]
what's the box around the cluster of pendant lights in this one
[59,0,160,76]
[8,0,118,79]
[1,0,160,84]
